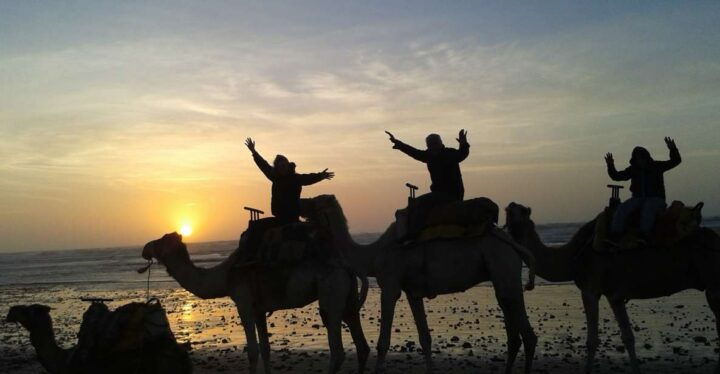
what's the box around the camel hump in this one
[72,300,187,370]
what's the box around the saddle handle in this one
[406,183,419,200]
[244,206,265,221]
[607,184,624,208]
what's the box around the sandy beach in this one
[2,282,718,374]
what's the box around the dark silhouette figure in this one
[605,137,681,235]
[243,138,334,258]
[386,130,469,239]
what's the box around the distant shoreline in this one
[2,217,719,255]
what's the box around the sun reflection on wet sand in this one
[1,285,718,373]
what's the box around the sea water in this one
[1,218,718,288]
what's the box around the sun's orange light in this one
[179,224,193,237]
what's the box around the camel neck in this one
[515,222,577,283]
[331,218,396,278]
[29,326,66,373]
[161,248,234,299]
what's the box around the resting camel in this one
[141,232,369,374]
[6,304,191,374]
[505,202,720,374]
[303,194,538,374]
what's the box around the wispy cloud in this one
[1,1,719,251]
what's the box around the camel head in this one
[505,202,534,235]
[142,232,189,265]
[301,194,348,232]
[675,201,704,238]
[6,304,53,332]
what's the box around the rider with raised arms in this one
[605,137,681,237]
[243,138,334,259]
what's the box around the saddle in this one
[396,197,499,243]
[593,200,704,252]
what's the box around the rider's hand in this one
[664,137,677,150]
[604,153,614,166]
[385,131,400,149]
[245,138,256,153]
[457,129,468,145]
[321,168,335,180]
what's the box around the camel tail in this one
[357,274,369,311]
[491,227,536,291]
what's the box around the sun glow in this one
[179,224,193,237]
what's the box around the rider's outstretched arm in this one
[386,131,428,162]
[246,138,274,181]
[658,137,681,172]
[298,169,334,186]
[455,129,470,162]
[394,141,428,162]
[606,153,631,181]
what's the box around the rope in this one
[145,259,154,302]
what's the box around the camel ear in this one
[524,207,532,216]
[693,202,704,212]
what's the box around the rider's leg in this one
[611,197,641,235]
[639,197,666,235]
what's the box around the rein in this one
[137,259,155,302]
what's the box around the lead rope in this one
[145,259,154,302]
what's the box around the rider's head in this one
[274,155,293,176]
[630,147,653,169]
[425,134,444,152]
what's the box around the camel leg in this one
[494,290,523,374]
[607,298,641,374]
[407,295,434,373]
[236,304,259,374]
[581,291,600,374]
[343,310,369,374]
[255,311,272,374]
[705,291,720,374]
[519,303,537,374]
[319,275,348,374]
[375,284,401,374]
[319,308,345,374]
[484,247,524,374]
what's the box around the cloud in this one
[1,2,719,250]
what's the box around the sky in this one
[1,1,719,252]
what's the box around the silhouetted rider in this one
[386,130,469,200]
[386,130,469,239]
[243,138,334,258]
[605,137,681,236]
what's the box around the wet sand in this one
[1,283,718,373]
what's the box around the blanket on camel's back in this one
[258,222,329,263]
[397,197,500,243]
[593,200,705,252]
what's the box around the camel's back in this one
[576,244,711,299]
[386,237,521,296]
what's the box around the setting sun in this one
[179,224,193,237]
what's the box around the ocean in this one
[1,218,718,289]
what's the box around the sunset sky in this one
[1,1,719,252]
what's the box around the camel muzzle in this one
[6,306,23,323]
[141,242,155,261]
[138,242,156,273]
